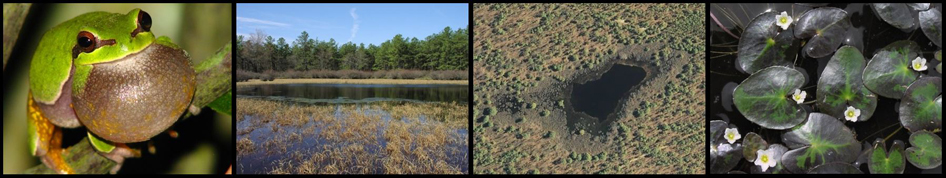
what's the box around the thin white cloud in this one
[348,8,360,42]
[237,16,290,27]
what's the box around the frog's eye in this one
[137,10,151,32]
[76,31,97,52]
[73,31,115,58]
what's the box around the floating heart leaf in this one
[871,3,918,32]
[736,12,796,74]
[907,3,931,11]
[868,139,906,174]
[863,40,922,99]
[733,66,807,130]
[781,113,861,173]
[898,77,942,132]
[808,162,863,174]
[710,120,728,146]
[743,132,768,162]
[750,144,789,174]
[711,143,744,174]
[794,7,851,58]
[905,130,943,169]
[816,46,878,122]
[919,6,942,47]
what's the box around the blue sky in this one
[237,3,468,46]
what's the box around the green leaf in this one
[868,139,906,174]
[742,132,768,162]
[736,11,795,74]
[898,77,942,133]
[781,113,861,173]
[816,46,877,122]
[733,66,807,130]
[711,143,743,174]
[808,162,863,174]
[207,90,232,115]
[87,132,115,153]
[905,130,943,169]
[794,7,851,58]
[863,40,921,99]
[871,3,918,32]
[918,7,942,47]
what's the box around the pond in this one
[570,64,647,122]
[236,84,469,104]
[710,3,942,174]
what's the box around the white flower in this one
[718,143,733,153]
[912,56,928,71]
[776,11,793,30]
[792,89,807,104]
[754,148,778,172]
[724,128,741,144]
[844,106,861,122]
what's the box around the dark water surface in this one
[236,84,469,104]
[571,65,646,122]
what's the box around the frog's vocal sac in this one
[27,8,196,173]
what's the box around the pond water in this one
[236,84,469,104]
[236,105,468,174]
[711,3,942,174]
[570,64,647,122]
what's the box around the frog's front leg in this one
[27,92,73,174]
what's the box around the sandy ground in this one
[236,78,469,85]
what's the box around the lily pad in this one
[711,143,744,174]
[863,40,922,99]
[808,162,863,174]
[907,3,931,11]
[733,66,807,130]
[736,11,796,74]
[905,130,943,169]
[868,139,906,174]
[898,77,942,132]
[743,132,769,162]
[710,120,729,145]
[871,3,918,32]
[919,6,942,47]
[794,7,852,58]
[750,144,790,174]
[781,113,861,173]
[816,46,878,122]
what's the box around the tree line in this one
[236,26,469,73]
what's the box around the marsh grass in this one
[236,98,468,174]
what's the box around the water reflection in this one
[237,84,469,104]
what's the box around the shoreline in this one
[236,78,469,85]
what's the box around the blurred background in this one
[3,3,232,174]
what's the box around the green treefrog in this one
[27,8,196,173]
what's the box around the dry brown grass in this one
[236,98,468,174]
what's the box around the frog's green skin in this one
[27,9,195,173]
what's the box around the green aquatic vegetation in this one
[780,113,861,173]
[868,139,906,174]
[862,40,922,99]
[816,46,878,122]
[794,7,851,58]
[905,131,942,169]
[732,66,807,130]
[736,11,795,74]
[898,77,942,133]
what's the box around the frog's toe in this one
[189,104,201,115]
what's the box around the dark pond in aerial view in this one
[236,84,469,104]
[570,64,647,122]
